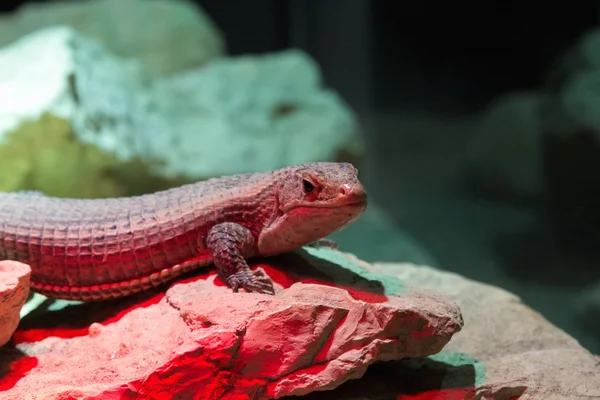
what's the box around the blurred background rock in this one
[1,0,600,354]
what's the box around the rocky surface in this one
[150,49,360,178]
[0,26,173,197]
[0,249,463,399]
[0,26,359,196]
[464,92,545,201]
[0,0,225,77]
[576,280,600,333]
[543,27,600,135]
[356,260,600,400]
[0,261,30,346]
[463,27,600,204]
[539,28,600,235]
[2,248,599,398]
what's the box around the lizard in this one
[0,162,367,301]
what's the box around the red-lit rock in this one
[0,260,462,400]
[4,248,596,399]
[0,261,30,346]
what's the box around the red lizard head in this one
[257,162,367,256]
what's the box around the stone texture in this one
[0,113,165,198]
[465,92,545,201]
[3,248,598,398]
[371,262,583,358]
[0,0,225,77]
[0,261,31,346]
[149,49,361,178]
[537,28,600,234]
[0,249,462,399]
[464,27,600,204]
[543,28,600,135]
[301,347,600,400]
[576,280,600,333]
[352,260,600,400]
[0,26,359,194]
[0,25,167,167]
[0,26,171,197]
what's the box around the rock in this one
[545,28,600,99]
[371,262,582,357]
[0,248,462,399]
[464,92,545,201]
[150,49,360,178]
[465,28,600,204]
[0,261,31,346]
[312,347,600,400]
[0,25,168,171]
[0,0,224,77]
[576,280,600,332]
[537,27,600,141]
[354,261,600,399]
[535,28,600,232]
[6,249,597,398]
[536,28,600,154]
[0,26,173,197]
[558,71,600,133]
[0,26,360,196]
[0,113,162,198]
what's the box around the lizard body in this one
[0,162,367,300]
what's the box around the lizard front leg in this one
[206,222,276,295]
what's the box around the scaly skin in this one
[0,162,367,300]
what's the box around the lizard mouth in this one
[305,199,366,209]
[315,197,367,208]
[284,198,367,214]
[284,184,368,213]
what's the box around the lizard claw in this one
[226,269,276,295]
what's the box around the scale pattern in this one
[0,162,365,300]
[0,169,278,300]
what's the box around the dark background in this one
[196,1,597,115]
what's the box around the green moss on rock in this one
[0,113,189,198]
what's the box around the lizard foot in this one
[306,238,339,250]
[226,268,276,295]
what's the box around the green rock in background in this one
[0,113,182,198]
[0,0,225,78]
[0,25,360,195]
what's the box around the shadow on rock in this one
[267,248,386,295]
[0,347,37,391]
[16,287,167,341]
[283,357,488,400]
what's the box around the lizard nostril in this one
[339,184,352,196]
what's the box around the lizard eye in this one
[302,179,315,194]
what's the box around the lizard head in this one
[257,162,367,255]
